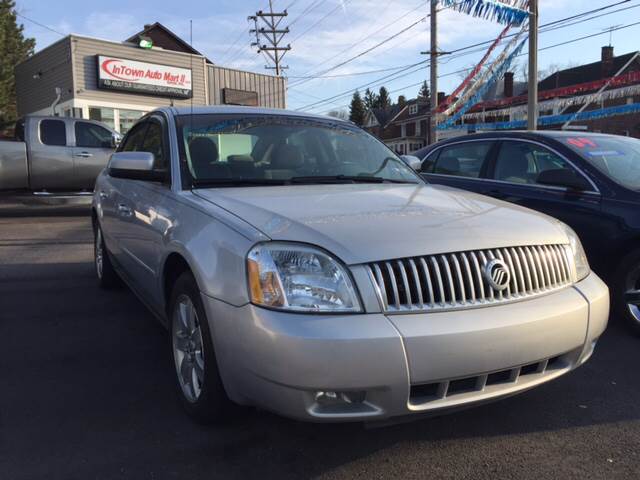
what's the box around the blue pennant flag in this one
[441,0,530,26]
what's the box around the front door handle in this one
[118,204,133,217]
[74,151,93,158]
[99,191,109,200]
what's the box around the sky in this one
[14,0,640,114]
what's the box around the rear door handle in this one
[118,204,133,217]
[99,191,109,200]
[74,152,93,158]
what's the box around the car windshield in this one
[561,135,640,191]
[176,114,421,186]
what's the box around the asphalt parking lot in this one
[1,211,639,480]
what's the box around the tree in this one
[363,88,378,110]
[397,95,407,107]
[349,90,365,126]
[0,1,35,129]
[327,109,349,121]
[377,86,391,109]
[418,80,430,100]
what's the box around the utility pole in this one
[527,0,538,130]
[429,0,438,144]
[249,0,291,76]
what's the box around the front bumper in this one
[201,272,609,422]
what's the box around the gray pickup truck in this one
[0,116,120,194]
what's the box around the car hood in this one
[193,184,568,265]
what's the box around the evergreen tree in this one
[363,88,378,110]
[349,90,365,126]
[377,86,391,109]
[0,0,35,129]
[397,95,407,107]
[418,80,430,100]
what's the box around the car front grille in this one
[366,244,574,313]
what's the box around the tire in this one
[94,225,120,289]
[169,271,235,424]
[613,249,640,335]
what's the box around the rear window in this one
[562,136,640,191]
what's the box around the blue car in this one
[415,131,640,333]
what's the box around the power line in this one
[315,18,640,114]
[290,0,350,43]
[288,0,325,27]
[15,12,66,37]
[291,1,428,82]
[293,0,639,110]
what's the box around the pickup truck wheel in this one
[94,227,120,289]
[169,272,234,424]
[614,250,640,335]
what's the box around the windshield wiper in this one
[192,178,288,188]
[289,175,417,184]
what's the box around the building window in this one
[409,104,418,115]
[415,121,421,135]
[119,109,145,134]
[89,107,115,130]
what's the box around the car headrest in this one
[271,144,304,170]
[497,152,529,179]
[437,156,460,175]
[189,137,219,167]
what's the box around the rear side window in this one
[432,142,493,178]
[75,122,113,148]
[40,119,66,146]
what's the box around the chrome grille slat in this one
[430,257,446,306]
[397,260,412,307]
[419,258,435,307]
[460,253,476,303]
[385,262,400,310]
[408,259,424,309]
[368,244,573,314]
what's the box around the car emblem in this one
[484,259,511,291]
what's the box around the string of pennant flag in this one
[461,84,640,121]
[440,102,640,131]
[440,0,530,26]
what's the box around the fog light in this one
[315,390,366,405]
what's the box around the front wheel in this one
[94,226,120,289]
[614,250,640,335]
[169,272,235,423]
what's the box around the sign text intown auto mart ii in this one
[96,55,192,98]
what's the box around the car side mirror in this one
[110,133,122,149]
[400,155,422,171]
[108,152,164,181]
[537,168,591,191]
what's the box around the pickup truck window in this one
[75,122,112,148]
[177,114,421,186]
[40,119,66,146]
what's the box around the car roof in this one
[159,105,351,124]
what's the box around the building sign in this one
[96,55,192,98]
[223,88,259,106]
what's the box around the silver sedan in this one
[93,106,609,423]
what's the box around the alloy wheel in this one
[95,229,104,279]
[626,263,640,325]
[172,295,205,403]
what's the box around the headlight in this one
[247,243,362,313]
[559,223,590,282]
